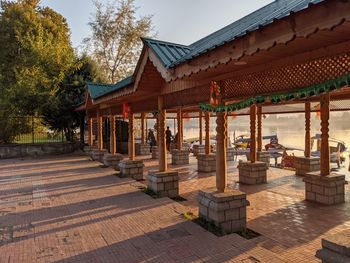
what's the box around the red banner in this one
[123,103,131,119]
[210,81,221,108]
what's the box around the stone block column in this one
[92,149,108,163]
[198,108,249,234]
[119,160,144,180]
[151,146,159,159]
[238,161,268,184]
[197,153,216,172]
[226,147,236,161]
[257,151,271,167]
[147,96,179,198]
[103,153,123,170]
[303,172,347,205]
[197,112,216,172]
[193,145,205,156]
[303,93,346,205]
[135,143,151,156]
[148,171,179,198]
[171,149,189,165]
[316,230,350,263]
[198,189,250,234]
[294,156,320,176]
[238,105,268,184]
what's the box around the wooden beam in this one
[141,112,146,144]
[205,112,211,154]
[305,102,311,158]
[177,109,183,150]
[199,111,203,145]
[216,112,227,193]
[250,105,257,163]
[320,93,330,176]
[158,96,167,172]
[88,117,93,146]
[97,110,103,150]
[128,112,135,160]
[110,110,116,155]
[257,106,262,152]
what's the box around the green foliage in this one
[0,0,76,115]
[41,55,106,142]
[85,0,154,83]
[0,109,31,144]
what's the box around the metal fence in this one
[0,116,66,144]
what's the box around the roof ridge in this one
[169,0,324,67]
[142,37,191,49]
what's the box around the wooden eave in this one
[163,0,350,83]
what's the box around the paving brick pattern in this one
[0,152,349,262]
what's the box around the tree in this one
[41,55,107,142]
[85,0,153,83]
[0,0,76,115]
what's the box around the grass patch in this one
[171,196,187,202]
[183,213,260,239]
[140,187,159,198]
[193,218,225,236]
[237,228,260,240]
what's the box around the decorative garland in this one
[199,73,350,113]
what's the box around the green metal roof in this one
[144,0,325,68]
[86,76,133,100]
[142,38,191,68]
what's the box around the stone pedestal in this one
[92,149,108,163]
[83,146,95,155]
[151,146,159,159]
[257,151,271,167]
[171,149,189,165]
[147,171,179,198]
[303,172,347,205]
[135,143,151,156]
[198,188,250,234]
[193,145,205,156]
[238,161,268,185]
[316,230,350,263]
[119,160,144,180]
[103,153,124,170]
[295,157,320,176]
[197,154,216,173]
[226,148,236,161]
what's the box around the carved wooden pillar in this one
[257,106,262,152]
[216,112,227,193]
[305,102,311,158]
[158,96,167,172]
[141,112,146,144]
[88,116,93,146]
[97,110,103,150]
[205,112,211,154]
[250,105,257,163]
[156,113,159,146]
[128,112,135,160]
[109,109,116,155]
[199,111,203,145]
[320,93,330,176]
[224,114,228,147]
[177,109,183,150]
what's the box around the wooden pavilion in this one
[78,0,350,233]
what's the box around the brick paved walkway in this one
[0,153,349,262]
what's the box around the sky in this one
[40,0,274,48]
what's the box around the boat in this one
[311,134,347,168]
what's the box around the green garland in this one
[199,73,350,113]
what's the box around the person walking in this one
[166,126,172,151]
